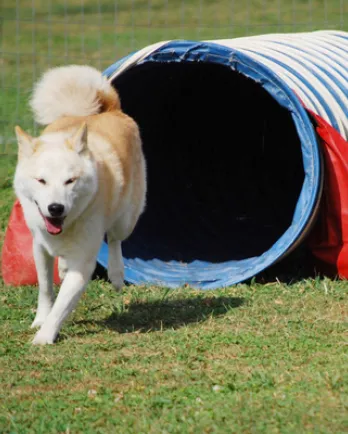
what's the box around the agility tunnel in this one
[3,31,347,289]
[96,30,348,289]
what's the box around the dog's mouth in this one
[43,215,65,235]
[35,202,65,235]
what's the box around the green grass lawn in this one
[1,1,348,432]
[1,276,347,433]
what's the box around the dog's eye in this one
[64,177,76,185]
[36,178,46,185]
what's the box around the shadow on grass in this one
[76,296,244,334]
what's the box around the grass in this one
[1,1,348,432]
[1,269,347,432]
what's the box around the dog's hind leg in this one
[107,231,124,290]
[31,242,55,328]
[106,205,143,290]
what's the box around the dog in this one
[14,65,146,344]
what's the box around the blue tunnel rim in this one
[99,40,322,289]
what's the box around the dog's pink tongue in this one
[43,216,63,235]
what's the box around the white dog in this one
[14,65,146,344]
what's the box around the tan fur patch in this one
[32,139,43,154]
[96,89,121,112]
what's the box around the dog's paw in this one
[31,309,52,329]
[109,270,124,291]
[32,328,56,345]
[31,317,46,329]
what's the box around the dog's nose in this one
[48,203,65,217]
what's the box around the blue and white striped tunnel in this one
[98,30,348,289]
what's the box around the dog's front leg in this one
[32,257,96,345]
[31,242,55,328]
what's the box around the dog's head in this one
[14,123,98,235]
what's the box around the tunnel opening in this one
[112,61,305,265]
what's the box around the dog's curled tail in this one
[30,65,120,125]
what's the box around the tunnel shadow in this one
[103,295,245,333]
[253,245,325,284]
[75,294,245,334]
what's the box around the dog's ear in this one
[71,122,88,154]
[15,126,35,159]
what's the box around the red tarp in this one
[1,200,60,285]
[307,111,348,278]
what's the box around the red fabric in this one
[1,200,60,286]
[307,111,348,278]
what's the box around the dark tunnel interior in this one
[111,61,305,263]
